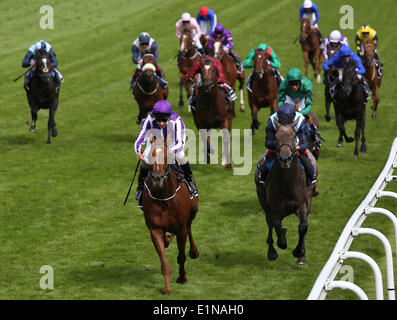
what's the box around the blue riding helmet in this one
[139,32,150,44]
[277,103,296,125]
[339,45,351,57]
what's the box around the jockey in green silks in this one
[243,43,283,91]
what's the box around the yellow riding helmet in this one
[360,24,371,33]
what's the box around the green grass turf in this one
[0,0,396,299]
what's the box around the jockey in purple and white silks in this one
[323,30,349,61]
[134,100,198,207]
[22,40,63,91]
[207,24,243,73]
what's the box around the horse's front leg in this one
[302,51,309,77]
[250,102,260,136]
[221,126,232,170]
[266,217,278,261]
[292,206,309,264]
[324,86,332,122]
[176,227,188,284]
[28,107,38,133]
[359,111,367,154]
[47,108,57,144]
[238,74,245,112]
[179,74,184,107]
[371,84,379,119]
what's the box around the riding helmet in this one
[286,68,303,82]
[277,103,296,125]
[215,24,224,34]
[139,32,150,44]
[152,100,172,120]
[339,45,351,57]
[200,6,208,16]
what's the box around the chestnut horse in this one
[363,40,382,119]
[300,18,322,83]
[142,137,199,295]
[192,57,233,169]
[177,29,201,108]
[212,39,245,113]
[132,52,168,124]
[25,49,59,144]
[254,119,316,264]
[248,48,278,135]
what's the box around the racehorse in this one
[254,119,316,264]
[300,18,322,83]
[332,61,367,158]
[247,48,278,135]
[177,29,201,108]
[133,51,168,124]
[212,39,245,113]
[192,57,233,169]
[142,136,199,296]
[25,49,60,144]
[324,48,340,122]
[362,40,382,119]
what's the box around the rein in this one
[137,79,158,95]
[144,168,182,202]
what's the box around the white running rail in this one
[308,137,397,300]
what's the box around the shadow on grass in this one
[95,134,134,144]
[0,134,35,145]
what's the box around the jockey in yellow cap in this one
[355,24,382,77]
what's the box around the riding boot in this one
[130,70,140,89]
[229,51,243,74]
[360,78,371,105]
[180,162,198,197]
[246,73,253,92]
[257,162,269,185]
[299,152,316,186]
[135,167,150,207]
[54,68,64,83]
[272,68,283,86]
[221,83,237,103]
[188,83,196,110]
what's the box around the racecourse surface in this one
[0,0,396,299]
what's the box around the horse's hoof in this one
[189,248,199,259]
[240,106,245,112]
[372,113,376,119]
[337,142,343,147]
[46,140,51,144]
[360,145,367,153]
[353,154,358,160]
[179,100,184,107]
[176,275,187,284]
[52,129,58,138]
[296,256,308,265]
[29,127,36,133]
[225,164,232,171]
[325,115,331,122]
[165,290,172,296]
[251,129,255,136]
[346,137,354,143]
[292,248,305,259]
[267,248,278,261]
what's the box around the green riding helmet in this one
[286,68,303,82]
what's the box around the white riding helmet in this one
[181,13,191,21]
[329,30,342,43]
[303,0,312,8]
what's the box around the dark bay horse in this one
[254,119,316,264]
[248,48,278,135]
[300,18,322,83]
[363,40,381,119]
[133,52,168,124]
[25,49,59,144]
[212,39,245,113]
[333,61,367,158]
[142,137,199,295]
[177,29,201,109]
[324,49,340,122]
[192,57,233,169]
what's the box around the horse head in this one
[179,29,193,56]
[300,18,311,42]
[213,39,225,60]
[141,53,157,83]
[363,40,376,65]
[253,48,270,79]
[35,50,52,81]
[149,136,172,191]
[341,60,357,96]
[274,118,299,169]
[199,58,218,93]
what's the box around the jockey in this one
[278,68,323,150]
[299,0,324,48]
[322,45,371,105]
[134,100,198,208]
[207,24,243,74]
[176,12,204,55]
[183,56,237,109]
[22,40,63,91]
[196,6,217,37]
[355,24,382,78]
[130,32,167,90]
[243,42,283,89]
[257,103,316,186]
[323,30,349,61]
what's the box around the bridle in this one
[300,19,310,42]
[200,61,218,91]
[275,126,298,166]
[254,51,269,79]
[179,33,199,59]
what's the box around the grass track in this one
[0,0,396,299]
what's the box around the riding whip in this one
[123,159,141,206]
[14,68,32,82]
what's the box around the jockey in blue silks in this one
[322,45,371,104]
[196,6,217,37]
[130,32,167,90]
[258,103,316,186]
[299,0,324,48]
[22,40,63,91]
[134,100,198,208]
